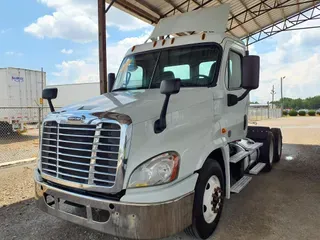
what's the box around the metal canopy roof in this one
[106,0,320,45]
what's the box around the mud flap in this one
[246,126,271,142]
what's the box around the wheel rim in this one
[269,138,274,164]
[278,134,281,155]
[203,175,222,224]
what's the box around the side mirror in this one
[108,73,115,92]
[42,88,58,100]
[154,79,181,134]
[160,79,181,95]
[242,55,260,90]
[42,88,58,112]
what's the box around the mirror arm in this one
[48,100,55,113]
[154,94,171,134]
[238,89,251,101]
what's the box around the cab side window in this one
[228,51,242,89]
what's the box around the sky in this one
[1,0,320,103]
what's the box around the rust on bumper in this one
[35,174,194,239]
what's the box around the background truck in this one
[34,5,283,240]
[47,82,100,108]
[0,67,45,134]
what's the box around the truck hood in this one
[58,88,210,124]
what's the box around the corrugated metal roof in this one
[106,0,319,41]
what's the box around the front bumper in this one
[34,171,194,239]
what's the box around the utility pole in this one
[280,76,286,115]
[271,85,276,109]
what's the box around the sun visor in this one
[149,4,230,40]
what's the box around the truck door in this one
[222,40,248,142]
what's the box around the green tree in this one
[279,95,320,110]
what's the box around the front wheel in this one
[185,159,225,239]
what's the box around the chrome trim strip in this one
[58,159,90,166]
[42,150,57,154]
[58,165,89,173]
[42,156,56,161]
[58,133,95,138]
[58,139,119,147]
[93,178,114,184]
[57,152,117,161]
[43,169,56,174]
[42,144,56,148]
[58,172,88,180]
[42,162,56,167]
[43,138,57,141]
[56,122,60,178]
[97,135,120,139]
[57,145,119,154]
[93,171,116,176]
[59,127,96,131]
[88,123,102,185]
[95,164,117,169]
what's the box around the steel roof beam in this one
[216,0,250,35]
[191,0,200,6]
[193,0,215,10]
[263,0,276,23]
[163,0,191,17]
[226,0,318,33]
[239,0,263,29]
[164,0,184,13]
[135,0,163,18]
[277,0,287,21]
[227,0,292,32]
[243,4,320,45]
[107,0,159,24]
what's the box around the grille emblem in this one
[68,115,86,123]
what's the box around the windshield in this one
[113,44,221,91]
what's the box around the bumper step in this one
[249,162,266,175]
[230,175,252,193]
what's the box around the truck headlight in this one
[128,151,180,188]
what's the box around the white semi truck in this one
[34,5,283,240]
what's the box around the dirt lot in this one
[0,117,319,240]
[0,128,39,164]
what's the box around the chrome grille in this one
[41,121,121,188]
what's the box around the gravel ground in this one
[0,117,319,240]
[0,129,39,164]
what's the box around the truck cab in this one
[34,5,282,240]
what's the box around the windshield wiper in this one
[112,87,146,92]
[112,87,129,92]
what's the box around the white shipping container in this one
[47,82,100,108]
[0,67,45,131]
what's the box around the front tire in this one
[186,159,225,239]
